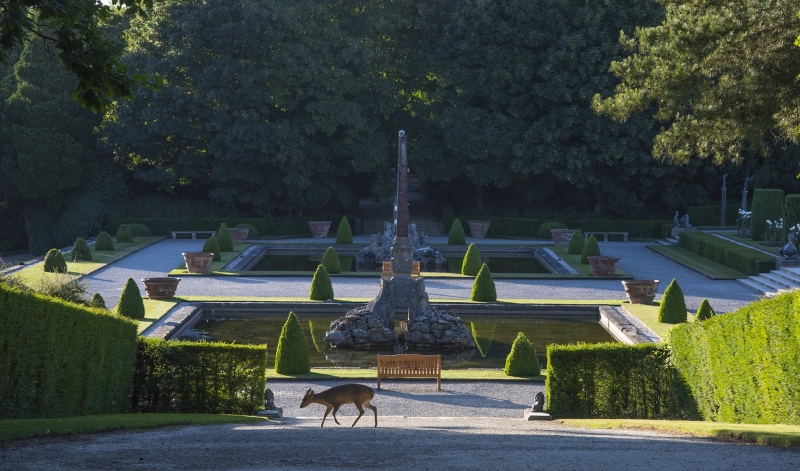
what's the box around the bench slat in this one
[376,354,441,391]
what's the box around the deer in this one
[299,384,378,428]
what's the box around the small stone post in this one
[742,177,753,211]
[721,174,727,227]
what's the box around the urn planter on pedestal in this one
[467,220,491,239]
[182,252,214,274]
[550,229,577,246]
[621,279,659,304]
[586,255,620,276]
[308,221,332,238]
[228,227,249,243]
[141,277,181,300]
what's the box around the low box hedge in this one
[444,216,667,239]
[678,231,775,275]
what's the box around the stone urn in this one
[586,255,620,276]
[141,277,181,300]
[467,220,491,239]
[182,252,214,274]
[622,279,660,304]
[550,228,576,246]
[228,227,249,243]
[308,221,332,238]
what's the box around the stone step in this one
[776,267,800,284]
[757,272,797,290]
[737,276,784,296]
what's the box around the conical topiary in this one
[448,219,466,245]
[461,243,483,276]
[567,230,585,255]
[470,321,497,358]
[43,248,67,273]
[504,332,540,377]
[658,278,687,323]
[71,237,92,262]
[274,311,311,374]
[89,292,107,310]
[321,246,341,274]
[581,234,601,264]
[335,216,353,244]
[695,298,714,321]
[309,264,334,300]
[202,236,221,261]
[470,263,497,301]
[95,231,114,251]
[216,223,234,252]
[116,225,133,243]
[116,278,145,319]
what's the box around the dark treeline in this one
[2,0,799,253]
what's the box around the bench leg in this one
[437,377,441,391]
[624,234,628,241]
[192,233,197,239]
[376,377,381,390]
[604,234,609,242]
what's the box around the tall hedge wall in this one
[782,194,800,244]
[131,338,267,414]
[444,215,666,239]
[687,204,741,227]
[0,284,138,419]
[669,292,800,424]
[678,231,775,275]
[750,189,784,240]
[546,343,699,419]
[109,216,354,237]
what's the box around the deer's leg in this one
[352,403,365,427]
[332,404,342,425]
[364,400,378,427]
[321,405,333,428]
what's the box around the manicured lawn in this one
[172,295,624,305]
[138,299,182,333]
[716,232,781,256]
[622,302,695,339]
[646,244,747,279]
[0,413,267,442]
[267,368,545,381]
[560,419,800,447]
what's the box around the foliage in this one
[335,216,353,244]
[470,321,497,358]
[202,236,221,262]
[116,277,144,320]
[320,247,341,274]
[235,223,259,237]
[581,235,601,264]
[126,223,152,237]
[763,218,783,247]
[43,248,67,273]
[0,283,138,418]
[546,342,699,419]
[71,237,92,262]
[445,216,667,240]
[782,195,800,244]
[309,265,334,301]
[131,337,267,414]
[461,243,483,276]
[216,223,234,252]
[89,292,107,310]
[94,231,114,251]
[749,189,784,241]
[678,231,775,275]
[695,298,713,321]
[30,273,88,305]
[567,230,585,255]
[115,226,133,243]
[687,205,741,227]
[658,279,687,324]
[538,222,567,239]
[669,291,800,424]
[504,332,540,377]
[274,312,311,374]
[109,218,268,236]
[470,264,497,302]
[448,219,466,245]
[737,210,752,238]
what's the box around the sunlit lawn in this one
[622,302,695,339]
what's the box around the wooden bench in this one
[171,230,216,240]
[381,261,421,279]
[584,231,629,242]
[376,354,441,391]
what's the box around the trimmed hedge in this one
[581,234,600,264]
[117,278,145,320]
[750,189,784,240]
[71,237,92,262]
[546,342,699,419]
[504,332,540,377]
[131,338,267,414]
[783,194,800,244]
[235,223,259,237]
[94,231,114,251]
[321,246,341,274]
[695,298,713,321]
[537,222,567,239]
[43,248,67,273]
[0,284,138,419]
[274,311,311,374]
[336,216,353,244]
[444,215,667,239]
[687,204,741,227]
[109,217,352,237]
[202,236,221,261]
[216,223,234,252]
[89,292,107,310]
[309,265,334,300]
[116,226,133,243]
[658,278,687,324]
[126,223,152,237]
[470,264,497,301]
[448,219,466,245]
[567,230,584,255]
[678,231,775,275]
[461,243,482,276]
[669,291,800,424]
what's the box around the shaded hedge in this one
[581,234,600,264]
[321,246,341,274]
[669,292,800,424]
[678,231,775,275]
[116,225,133,243]
[783,194,800,244]
[0,284,137,419]
[546,342,699,419]
[131,338,267,414]
[750,189,784,240]
[71,237,92,262]
[216,223,234,252]
[448,219,466,245]
[537,222,567,239]
[336,216,353,244]
[117,278,145,320]
[94,231,114,251]
[43,248,67,273]
[109,216,352,237]
[444,215,667,239]
[567,230,584,255]
[687,204,741,227]
[202,236,221,261]
[461,243,482,276]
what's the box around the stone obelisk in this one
[391,130,413,277]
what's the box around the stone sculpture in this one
[674,211,680,228]
[781,234,798,259]
[532,392,545,412]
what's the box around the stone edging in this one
[141,302,204,339]
[598,306,661,344]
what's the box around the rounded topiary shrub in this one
[309,264,334,300]
[94,231,114,251]
[581,234,601,264]
[116,225,133,243]
[89,292,107,310]
[274,311,311,374]
[321,246,341,274]
[127,223,152,237]
[216,223,234,252]
[43,248,68,273]
[461,243,483,276]
[236,223,259,237]
[695,298,714,321]
[471,263,497,301]
[567,230,585,255]
[537,222,567,239]
[71,237,92,262]
[335,216,353,244]
[448,219,466,245]
[202,236,221,261]
[504,332,540,377]
[658,278,687,323]
[116,277,145,319]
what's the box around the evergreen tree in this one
[309,265,334,300]
[461,243,483,276]
[504,332,540,377]
[202,236,221,261]
[43,248,68,273]
[116,225,133,243]
[581,234,601,264]
[116,277,145,319]
[71,237,92,262]
[274,311,311,374]
[658,278,687,323]
[216,223,234,252]
[567,230,585,255]
[94,231,114,251]
[335,216,353,244]
[470,263,497,302]
[320,247,341,274]
[89,292,107,310]
[695,298,714,321]
[448,219,466,245]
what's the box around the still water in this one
[180,313,614,369]
[250,255,548,274]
